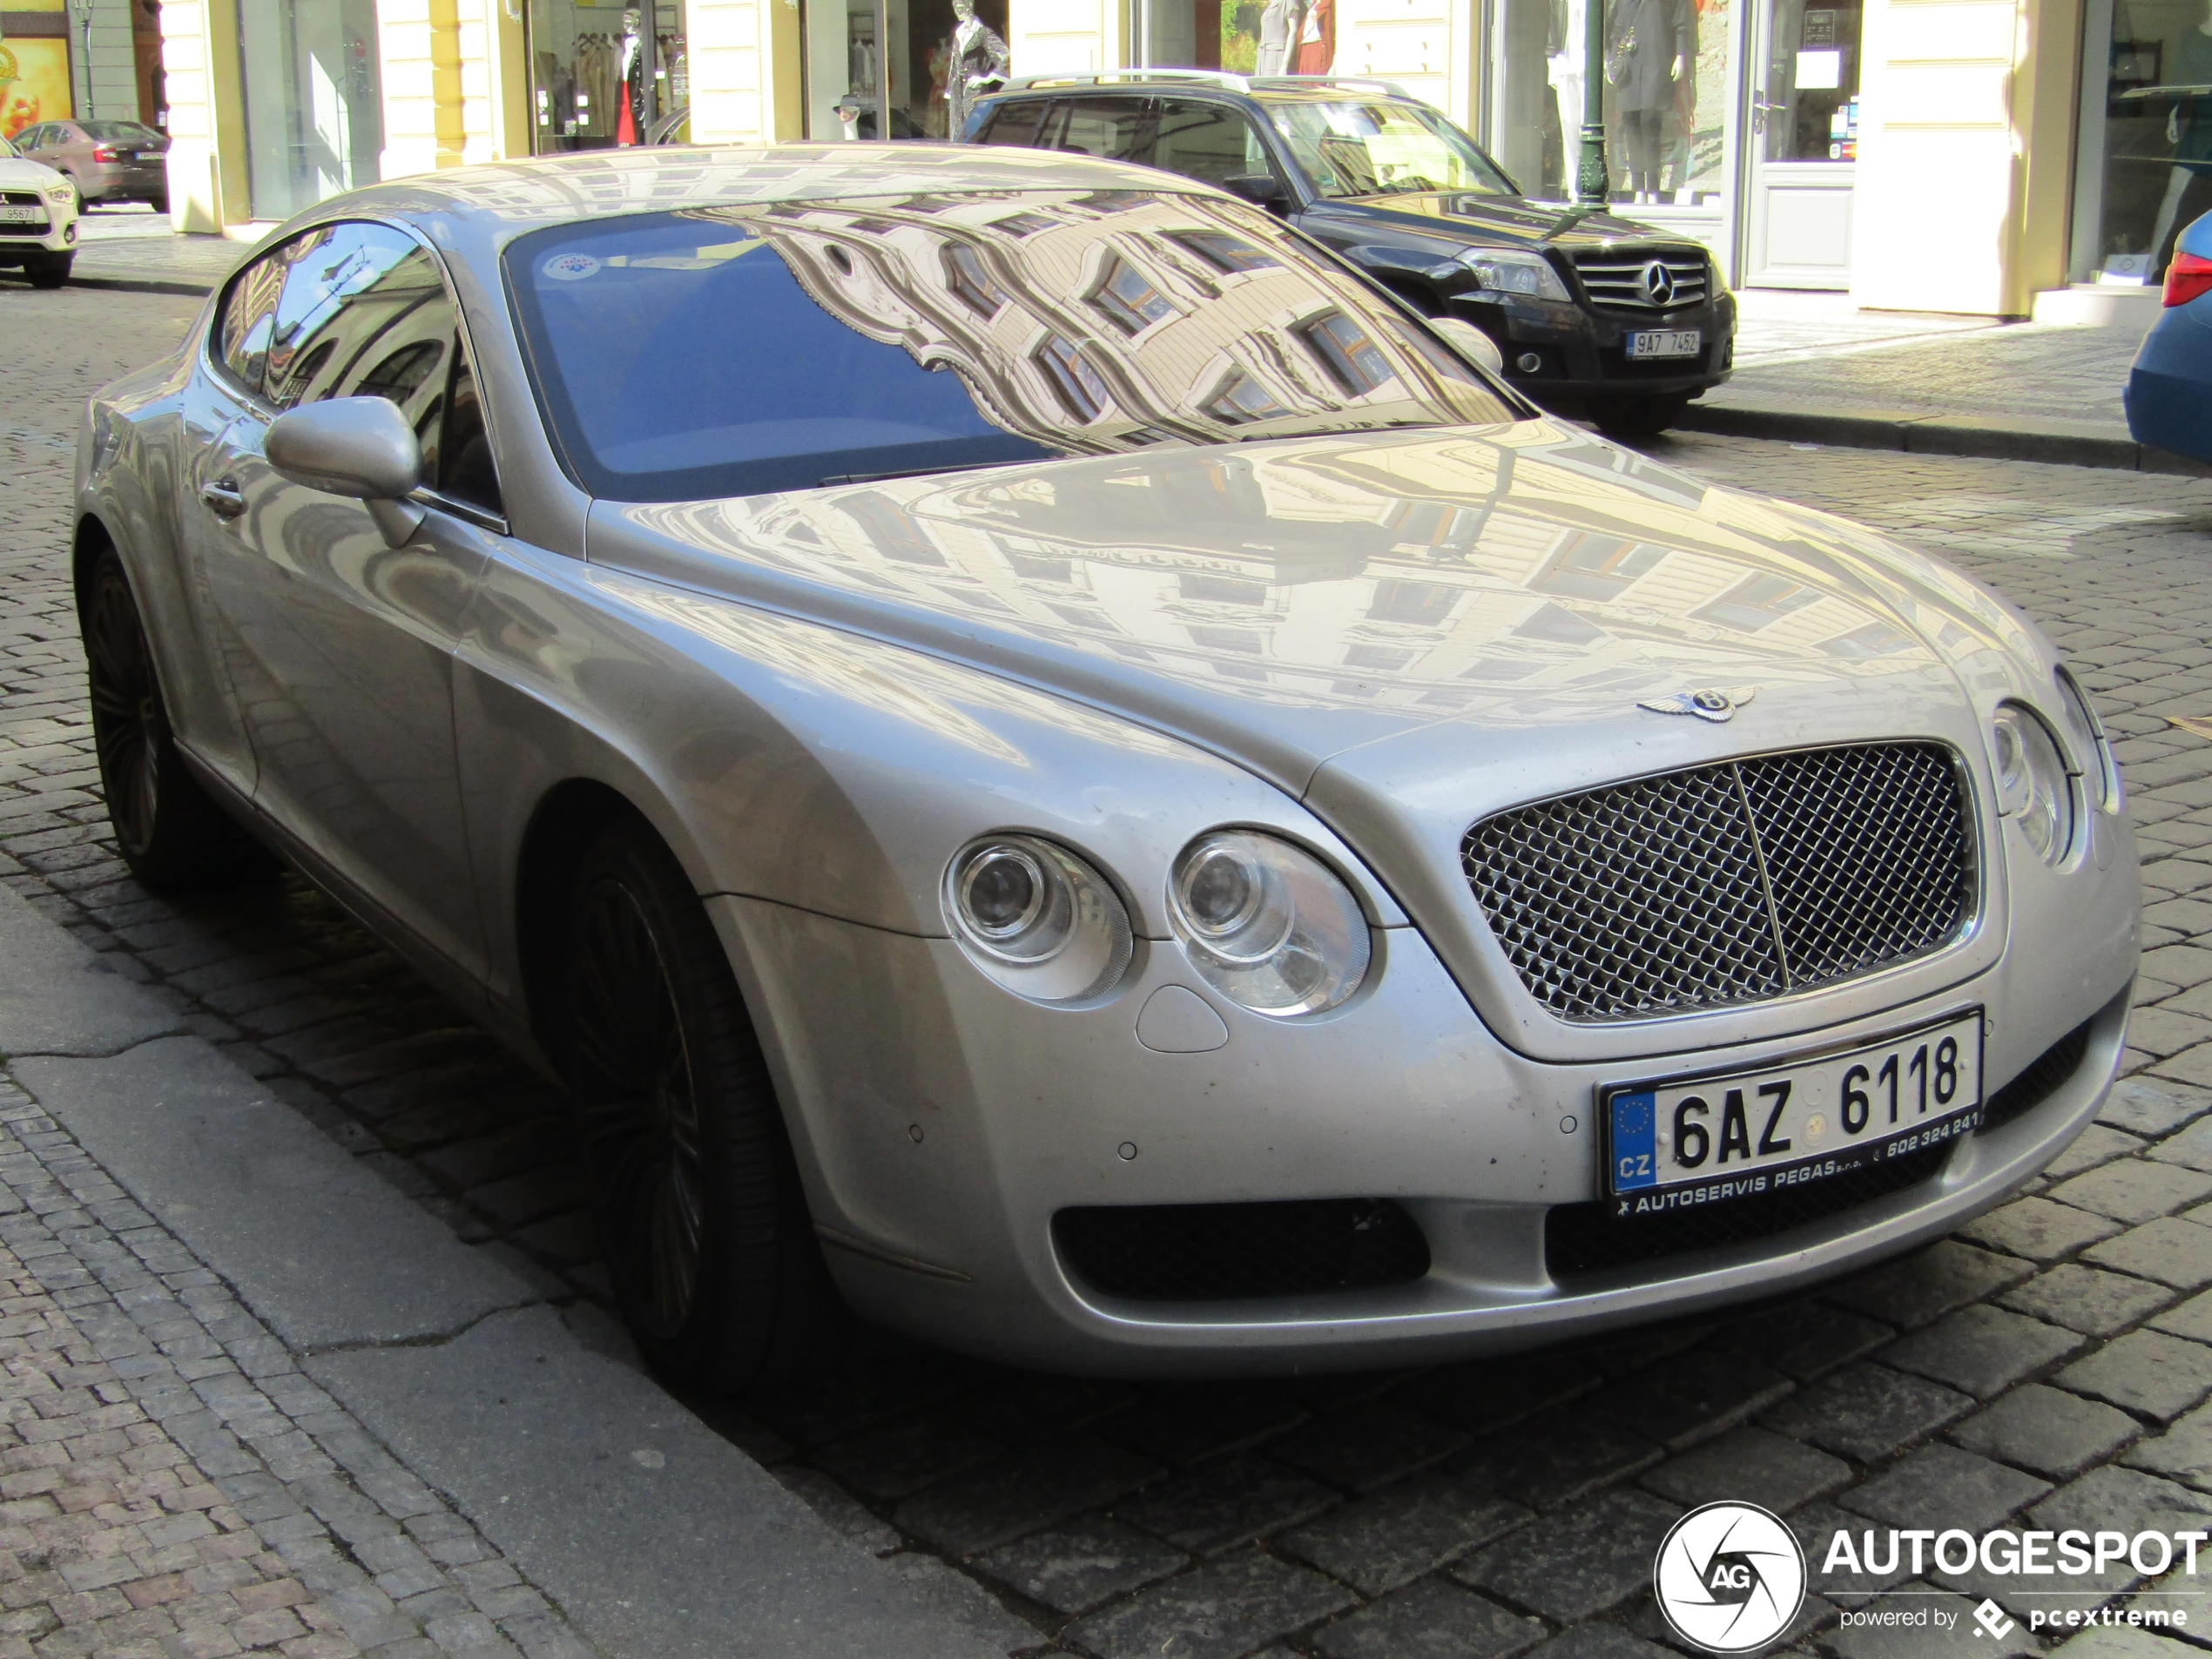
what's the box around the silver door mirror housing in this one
[265,396,427,547]
[1427,315,1507,376]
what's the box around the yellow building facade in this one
[147,0,2181,318]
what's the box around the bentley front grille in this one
[1572,246,1710,312]
[1462,742,1974,1022]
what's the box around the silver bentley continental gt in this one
[72,145,2138,1388]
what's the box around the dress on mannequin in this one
[943,0,1010,137]
[2151,10,2212,276]
[616,9,644,145]
[1548,0,1584,193]
[1258,0,1305,77]
[1608,0,1683,199]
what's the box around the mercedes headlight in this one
[1991,704,2074,865]
[945,834,1131,1002]
[1167,831,1370,1016]
[2054,665,2120,813]
[1461,247,1573,303]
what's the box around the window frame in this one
[203,213,509,536]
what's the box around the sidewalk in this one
[1683,289,2162,471]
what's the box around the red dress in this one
[1293,0,1334,75]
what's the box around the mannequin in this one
[1548,0,1584,193]
[2151,0,2212,276]
[1258,0,1306,77]
[617,8,644,145]
[944,0,1010,137]
[1608,0,1685,200]
[1293,0,1334,75]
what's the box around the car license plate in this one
[1602,1011,1984,1220]
[1626,328,1702,360]
[0,206,44,224]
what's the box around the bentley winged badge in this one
[1638,686,1759,723]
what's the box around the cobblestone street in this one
[6,289,2212,1658]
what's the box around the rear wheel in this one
[81,545,269,890]
[24,253,71,289]
[556,819,846,1394]
[1592,395,1691,439]
[148,190,169,215]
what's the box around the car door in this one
[191,220,496,982]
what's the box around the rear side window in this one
[975,100,1050,148]
[1049,98,1157,163]
[1154,100,1270,188]
[214,251,288,395]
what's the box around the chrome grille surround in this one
[1571,246,1710,312]
[1462,742,1975,1022]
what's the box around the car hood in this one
[1320,192,1690,252]
[592,418,2028,805]
[0,157,64,191]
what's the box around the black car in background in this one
[961,73,1735,435]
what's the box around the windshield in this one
[79,121,161,142]
[1269,101,1516,200]
[506,190,1517,502]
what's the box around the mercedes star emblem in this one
[1640,260,1677,305]
[1638,686,1758,723]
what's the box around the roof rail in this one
[996,69,1254,92]
[1250,74,1416,98]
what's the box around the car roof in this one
[293,142,1218,238]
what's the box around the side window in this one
[975,100,1049,148]
[215,247,291,395]
[433,342,502,516]
[1154,100,1269,188]
[264,221,448,414]
[1051,98,1157,164]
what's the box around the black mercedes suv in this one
[961,73,1735,436]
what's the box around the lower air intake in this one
[1054,1198,1430,1301]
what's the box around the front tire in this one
[81,546,270,891]
[24,253,71,289]
[556,819,846,1394]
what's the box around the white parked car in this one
[0,132,80,287]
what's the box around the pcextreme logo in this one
[1653,1502,1809,1653]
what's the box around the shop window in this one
[1131,0,1319,75]
[1036,334,1114,421]
[803,0,1008,140]
[1485,0,1737,207]
[234,0,382,219]
[1090,253,1178,334]
[2074,7,2212,279]
[1296,310,1397,395]
[528,1,685,152]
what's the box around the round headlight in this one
[2054,665,2118,812]
[945,834,1131,1002]
[1167,830,1370,1016]
[1991,704,2074,865]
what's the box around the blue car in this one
[2126,211,2212,462]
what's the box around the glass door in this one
[1739,0,1859,286]
[527,0,682,152]
[804,0,1008,138]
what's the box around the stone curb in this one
[1678,396,2212,476]
[65,273,221,299]
[0,873,1004,1657]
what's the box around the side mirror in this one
[265,396,427,547]
[1223,172,1290,212]
[1427,314,1507,376]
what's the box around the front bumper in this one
[0,204,79,264]
[1451,287,1737,406]
[713,798,2137,1376]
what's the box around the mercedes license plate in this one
[1626,328,1702,360]
[1602,1011,1984,1219]
[0,206,44,224]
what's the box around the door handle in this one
[199,477,246,519]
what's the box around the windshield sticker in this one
[543,253,601,281]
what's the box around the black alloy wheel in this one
[559,820,846,1393]
[24,253,71,289]
[81,546,267,890]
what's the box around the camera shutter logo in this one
[1653,1501,1807,1653]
